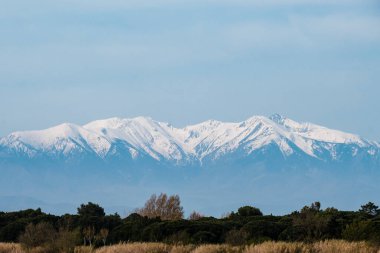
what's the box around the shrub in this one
[18,223,57,250]
[192,232,217,244]
[225,229,249,246]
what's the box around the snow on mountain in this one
[0,114,379,165]
[0,123,111,158]
[83,117,189,161]
[270,114,369,146]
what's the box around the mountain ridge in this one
[1,114,380,215]
[1,114,379,168]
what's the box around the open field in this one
[1,241,380,253]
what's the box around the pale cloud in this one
[220,13,380,52]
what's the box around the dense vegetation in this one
[0,194,379,252]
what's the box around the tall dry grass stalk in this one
[93,241,380,253]
[192,244,241,253]
[94,243,241,253]
[0,243,24,253]
[74,246,93,253]
[170,245,195,253]
[244,241,308,253]
[0,240,379,253]
[244,240,380,253]
[94,242,170,253]
[312,240,379,253]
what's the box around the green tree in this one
[292,202,328,241]
[237,206,263,217]
[77,202,105,217]
[77,202,106,245]
[311,202,321,212]
[359,202,379,217]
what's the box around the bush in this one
[225,229,249,246]
[18,223,57,250]
[56,229,81,253]
[192,231,217,244]
[342,220,373,242]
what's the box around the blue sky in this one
[1,0,380,140]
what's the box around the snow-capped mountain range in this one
[1,114,380,215]
[1,114,379,168]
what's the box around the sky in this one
[1,0,380,140]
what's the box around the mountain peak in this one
[202,119,223,126]
[269,113,287,125]
[1,115,378,165]
[133,116,155,122]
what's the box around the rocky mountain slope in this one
[1,114,379,168]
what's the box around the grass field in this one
[1,240,379,253]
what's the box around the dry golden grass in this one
[192,244,241,253]
[169,245,195,253]
[244,241,308,253]
[93,243,240,253]
[0,240,379,253]
[312,240,379,253]
[94,241,380,253]
[244,240,380,253]
[0,243,24,253]
[94,242,170,253]
[74,246,93,253]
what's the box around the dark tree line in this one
[0,196,379,251]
